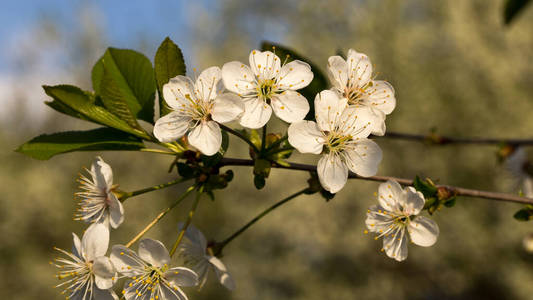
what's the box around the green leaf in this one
[443,196,457,208]
[45,99,92,122]
[260,41,329,120]
[91,58,105,94]
[413,176,438,198]
[100,48,156,124]
[154,37,186,116]
[504,0,532,25]
[43,85,148,138]
[100,68,142,129]
[16,127,145,160]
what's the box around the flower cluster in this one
[54,157,233,299]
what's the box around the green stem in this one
[169,186,204,257]
[261,124,268,152]
[220,124,260,153]
[265,135,288,151]
[125,185,196,248]
[216,188,309,254]
[140,148,177,155]
[120,177,191,201]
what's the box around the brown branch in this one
[219,157,533,205]
[379,131,533,146]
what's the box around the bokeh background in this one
[2,0,533,299]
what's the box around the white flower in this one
[154,66,244,156]
[178,223,235,290]
[365,180,439,261]
[221,49,314,128]
[505,148,533,198]
[327,49,396,136]
[110,239,198,300]
[53,223,117,300]
[75,157,124,229]
[288,90,382,193]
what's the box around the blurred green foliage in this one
[3,0,533,299]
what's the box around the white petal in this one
[93,287,118,300]
[138,238,171,268]
[343,139,382,177]
[165,267,199,287]
[107,192,124,229]
[72,232,82,259]
[346,49,373,88]
[91,156,113,191]
[287,121,325,154]
[211,93,244,123]
[314,90,348,132]
[239,97,272,129]
[188,121,222,156]
[195,66,221,101]
[93,256,115,289]
[383,227,408,262]
[409,216,439,247]
[207,256,235,291]
[369,108,386,136]
[277,60,313,90]
[378,180,404,212]
[249,50,281,79]
[110,245,145,277]
[153,111,191,143]
[179,223,208,251]
[362,80,396,115]
[160,283,188,300]
[399,187,426,216]
[337,105,376,139]
[221,61,256,95]
[271,91,309,123]
[163,76,196,110]
[317,154,348,193]
[365,205,395,233]
[82,223,109,261]
[326,56,348,91]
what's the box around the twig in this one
[381,131,533,146]
[219,157,533,205]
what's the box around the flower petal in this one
[179,223,207,251]
[317,153,348,193]
[249,50,281,79]
[314,90,348,132]
[399,187,425,216]
[287,121,324,154]
[409,216,439,247]
[327,56,348,91]
[72,232,82,259]
[369,108,386,136]
[383,227,408,262]
[138,238,171,268]
[153,111,191,143]
[337,105,376,139]
[163,76,196,110]
[207,256,236,291]
[93,286,119,300]
[362,80,396,115]
[343,139,382,177]
[93,256,116,289]
[110,245,145,277]
[165,267,199,287]
[195,66,221,101]
[378,180,404,212]
[346,49,373,88]
[271,91,309,123]
[82,222,109,261]
[221,61,256,95]
[91,156,113,191]
[187,121,222,156]
[160,283,188,300]
[211,93,244,123]
[278,60,313,90]
[239,97,272,129]
[107,192,124,229]
[365,205,395,233]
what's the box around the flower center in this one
[184,94,212,121]
[256,79,277,101]
[344,81,373,105]
[325,132,352,154]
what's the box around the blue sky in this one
[0,0,201,72]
